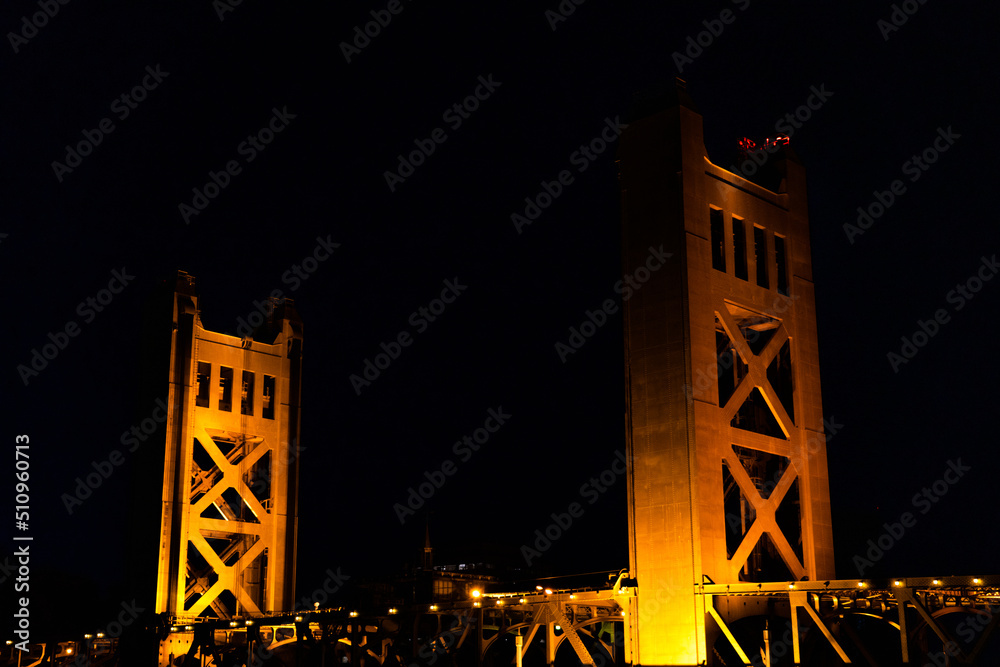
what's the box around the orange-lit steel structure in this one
[617,78,835,665]
[154,271,303,624]
[107,84,1000,666]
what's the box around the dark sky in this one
[4,0,999,636]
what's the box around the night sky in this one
[4,0,999,638]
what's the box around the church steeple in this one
[421,521,433,571]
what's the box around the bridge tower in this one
[155,271,303,619]
[618,81,835,665]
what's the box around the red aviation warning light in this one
[737,134,790,161]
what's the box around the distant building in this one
[352,527,499,610]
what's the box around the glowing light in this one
[314,602,320,610]
[246,620,255,626]
[66,648,73,655]
[84,635,93,640]
[788,583,795,589]
[974,578,983,585]
[471,589,482,598]
[473,601,480,607]
[295,615,304,622]
[229,622,238,628]
[737,134,790,160]
[496,600,504,606]
[932,579,941,585]
[893,580,903,587]
[96,633,105,639]
[544,589,553,595]
[536,586,543,591]
[185,626,193,631]
[857,582,866,588]
[519,598,526,604]
[388,609,397,615]
[555,625,561,631]
[170,627,178,632]
[349,611,359,618]
[430,605,438,611]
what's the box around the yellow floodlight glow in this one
[544,589,553,595]
[388,609,397,615]
[932,579,941,585]
[349,611,359,618]
[974,578,983,585]
[519,598,526,604]
[430,605,438,611]
[295,615,304,622]
[893,580,903,587]
[471,589,482,598]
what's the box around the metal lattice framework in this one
[716,304,805,582]
[705,576,1000,665]
[152,577,1000,666]
[184,425,274,616]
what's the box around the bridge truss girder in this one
[159,576,1000,666]
[705,576,1000,665]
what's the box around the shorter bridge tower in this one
[155,271,303,619]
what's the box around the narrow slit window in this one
[710,208,726,272]
[775,235,789,296]
[732,217,748,281]
[754,226,769,289]
[219,366,233,412]
[241,371,255,416]
[196,362,211,408]
[262,375,276,420]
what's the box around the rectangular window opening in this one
[196,362,211,408]
[710,208,726,272]
[262,375,276,420]
[775,235,789,296]
[754,226,769,289]
[732,217,748,281]
[219,366,233,412]
[241,370,255,416]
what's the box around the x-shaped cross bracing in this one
[716,306,804,580]
[184,425,273,616]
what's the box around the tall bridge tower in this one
[155,271,303,619]
[618,81,835,665]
